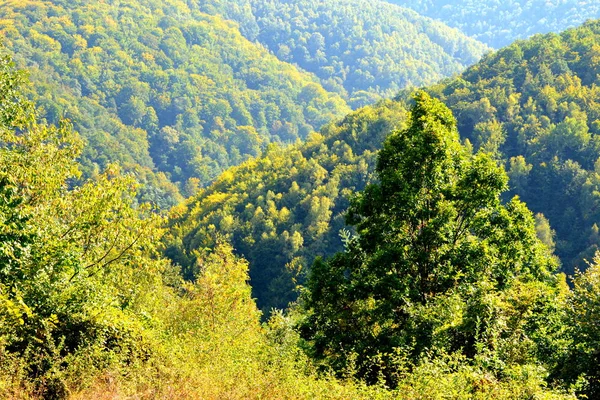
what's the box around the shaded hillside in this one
[425,20,600,275]
[166,100,408,311]
[209,0,490,108]
[167,20,600,311]
[0,0,490,207]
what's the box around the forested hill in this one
[166,100,409,311]
[386,0,600,48]
[425,20,600,276]
[0,0,487,208]
[0,0,350,207]
[209,0,489,108]
[167,19,600,312]
[0,47,577,400]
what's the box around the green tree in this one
[562,253,600,397]
[0,51,168,398]
[300,92,559,385]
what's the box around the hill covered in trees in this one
[0,0,488,208]
[0,0,350,207]
[386,0,600,48]
[425,19,600,275]
[214,0,489,108]
[0,49,576,400]
[300,91,600,399]
[166,20,600,315]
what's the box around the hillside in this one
[166,100,408,311]
[0,49,576,400]
[426,20,600,275]
[207,0,490,108]
[0,0,350,207]
[0,0,488,207]
[167,20,600,312]
[386,0,600,48]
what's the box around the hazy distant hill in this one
[0,0,350,206]
[201,0,490,108]
[386,0,600,48]
[0,0,488,206]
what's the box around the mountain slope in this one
[425,20,600,275]
[0,0,490,206]
[0,0,350,206]
[166,100,408,311]
[386,0,600,48]
[167,20,600,311]
[206,0,489,108]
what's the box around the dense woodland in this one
[0,0,487,208]
[388,0,600,48]
[230,0,488,107]
[4,0,600,398]
[0,48,580,400]
[426,20,600,274]
[169,20,600,314]
[0,0,350,207]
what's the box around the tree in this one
[0,50,168,398]
[562,253,600,397]
[299,91,560,385]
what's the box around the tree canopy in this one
[230,0,489,108]
[168,20,600,313]
[0,0,488,207]
[299,91,560,385]
[387,0,600,48]
[0,0,351,206]
[424,20,600,275]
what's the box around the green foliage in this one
[0,44,391,400]
[299,92,561,386]
[0,28,583,400]
[165,99,408,312]
[0,0,488,207]
[168,20,600,318]
[561,254,600,397]
[421,20,600,275]
[0,52,171,398]
[0,16,586,400]
[162,19,600,397]
[0,0,350,205]
[386,0,600,48]
[219,0,488,108]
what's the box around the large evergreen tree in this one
[300,92,562,385]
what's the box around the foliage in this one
[220,0,489,108]
[387,0,600,48]
[0,50,169,399]
[561,253,600,397]
[165,99,408,312]
[0,43,385,400]
[0,0,489,205]
[0,0,350,205]
[299,91,563,386]
[422,20,600,275]
[168,20,600,315]
[0,28,584,400]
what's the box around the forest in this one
[387,0,600,48]
[0,52,584,399]
[169,20,600,314]
[0,0,350,207]
[230,0,488,107]
[0,0,487,209]
[3,0,600,398]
